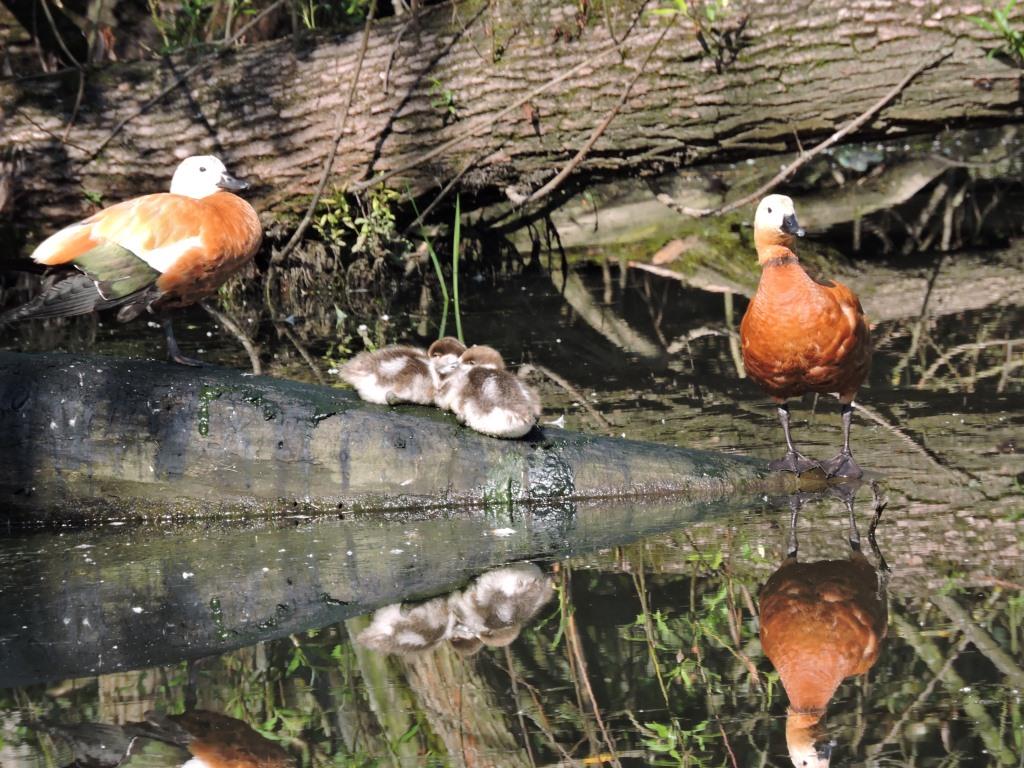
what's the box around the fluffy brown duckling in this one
[338,345,435,406]
[355,596,453,655]
[426,335,467,387]
[436,345,541,438]
[449,562,555,652]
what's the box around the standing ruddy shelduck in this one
[1,155,262,366]
[740,194,872,477]
[436,345,541,438]
[759,489,889,767]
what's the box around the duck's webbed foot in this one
[162,319,204,367]
[822,448,863,479]
[769,450,822,475]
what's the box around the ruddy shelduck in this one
[759,489,889,767]
[42,709,294,768]
[1,155,262,365]
[740,194,872,477]
[436,345,542,439]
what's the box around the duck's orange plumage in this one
[740,194,871,477]
[759,492,888,767]
[3,155,261,365]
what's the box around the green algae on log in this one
[0,352,796,521]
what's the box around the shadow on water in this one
[0,127,1023,766]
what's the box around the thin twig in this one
[200,300,262,374]
[81,0,287,162]
[402,148,489,235]
[564,571,622,768]
[383,13,416,95]
[657,52,952,218]
[522,17,675,206]
[277,322,327,385]
[503,647,538,768]
[917,337,1023,388]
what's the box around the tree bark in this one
[0,0,1021,241]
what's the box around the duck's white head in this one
[786,710,832,768]
[169,155,250,199]
[754,194,804,239]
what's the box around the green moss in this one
[196,385,227,437]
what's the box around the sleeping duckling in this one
[438,346,541,438]
[450,563,555,650]
[445,345,537,435]
[426,336,467,388]
[338,345,435,406]
[355,596,454,655]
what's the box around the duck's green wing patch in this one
[73,242,161,300]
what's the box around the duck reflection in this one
[759,484,890,767]
[357,562,554,656]
[24,709,293,768]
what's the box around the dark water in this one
[2,134,1023,766]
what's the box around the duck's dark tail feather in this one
[0,272,123,325]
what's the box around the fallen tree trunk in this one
[0,351,796,521]
[0,0,1021,240]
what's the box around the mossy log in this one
[1,0,1022,240]
[0,351,796,521]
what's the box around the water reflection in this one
[759,485,889,767]
[5,710,294,768]
[357,562,555,656]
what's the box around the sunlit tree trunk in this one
[0,0,1020,243]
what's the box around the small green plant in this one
[428,78,459,123]
[411,195,465,343]
[637,719,717,766]
[149,0,214,52]
[298,0,370,30]
[652,0,746,73]
[970,0,1024,66]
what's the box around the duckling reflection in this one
[759,484,890,768]
[22,709,294,768]
[356,562,554,656]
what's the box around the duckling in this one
[450,562,555,649]
[438,346,541,438]
[759,488,888,768]
[355,596,453,655]
[426,335,467,388]
[338,345,435,406]
[740,194,872,478]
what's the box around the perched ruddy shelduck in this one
[437,345,541,438]
[759,489,889,767]
[740,194,872,477]
[339,345,435,405]
[1,155,261,366]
